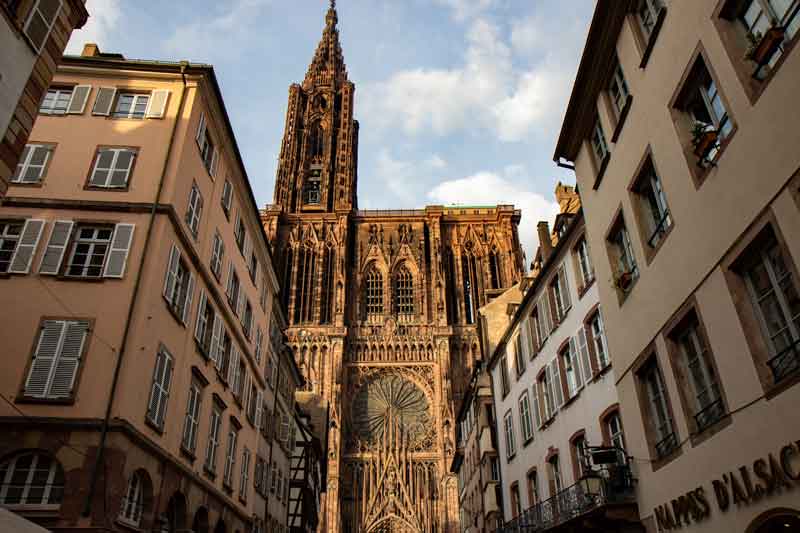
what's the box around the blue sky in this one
[66,0,594,262]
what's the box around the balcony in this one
[499,465,636,532]
[479,426,496,457]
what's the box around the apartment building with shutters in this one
[1,0,88,199]
[487,188,642,532]
[553,1,800,532]
[0,44,296,532]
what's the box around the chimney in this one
[537,221,553,262]
[554,181,580,214]
[81,43,100,57]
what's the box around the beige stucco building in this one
[0,44,302,533]
[1,0,88,199]
[555,1,800,531]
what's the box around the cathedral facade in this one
[261,5,525,532]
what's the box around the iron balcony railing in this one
[499,465,635,532]
[694,397,726,432]
[647,211,671,248]
[767,337,800,383]
[654,431,678,459]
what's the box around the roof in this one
[553,0,635,163]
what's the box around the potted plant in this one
[691,121,718,161]
[614,270,635,291]
[745,27,786,66]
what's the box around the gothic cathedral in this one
[261,4,525,532]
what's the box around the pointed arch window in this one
[365,267,383,317]
[445,249,459,325]
[294,245,317,324]
[309,122,324,158]
[281,247,293,315]
[118,470,150,527]
[394,266,414,316]
[489,248,502,290]
[462,252,481,325]
[0,451,64,507]
[320,245,335,324]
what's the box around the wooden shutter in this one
[194,290,208,343]
[569,336,583,391]
[532,385,542,429]
[39,220,73,275]
[226,263,235,299]
[255,391,263,429]
[228,348,239,385]
[9,219,45,274]
[195,112,206,146]
[147,348,173,428]
[103,223,135,278]
[146,90,170,118]
[210,148,219,177]
[163,244,180,303]
[48,320,89,398]
[92,87,117,116]
[24,321,65,397]
[182,272,195,325]
[210,316,223,366]
[577,327,594,384]
[67,85,92,114]
[237,291,246,320]
[551,359,565,408]
[560,266,572,311]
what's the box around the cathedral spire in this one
[304,0,348,89]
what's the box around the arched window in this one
[462,253,481,325]
[281,247,293,315]
[394,266,414,316]
[118,470,148,527]
[489,248,502,290]
[320,246,335,324]
[0,451,64,507]
[294,245,317,324]
[309,123,324,158]
[365,267,383,317]
[445,249,458,325]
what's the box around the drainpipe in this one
[83,62,191,517]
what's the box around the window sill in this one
[639,7,667,69]
[591,153,611,190]
[644,221,674,266]
[610,94,633,143]
[590,363,613,383]
[115,518,145,532]
[203,465,217,481]
[8,181,45,188]
[562,390,581,409]
[577,277,596,299]
[180,445,197,463]
[221,206,230,221]
[164,299,187,327]
[57,274,106,283]
[195,339,211,361]
[688,125,738,189]
[84,185,131,192]
[144,417,165,436]
[15,395,75,405]
[615,275,640,306]
[688,411,732,448]
[764,368,800,401]
[522,437,534,448]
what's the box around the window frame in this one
[629,149,673,260]
[518,390,534,444]
[145,345,174,431]
[633,350,680,466]
[22,0,63,53]
[11,143,55,185]
[503,409,516,459]
[64,225,115,279]
[0,452,64,508]
[0,220,25,274]
[39,87,73,115]
[86,146,139,190]
[112,92,151,120]
[185,181,204,239]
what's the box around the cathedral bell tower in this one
[273,1,359,214]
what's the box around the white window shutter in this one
[92,87,117,116]
[194,290,208,342]
[578,327,594,382]
[146,90,170,118]
[163,244,180,303]
[210,316,223,365]
[226,263,235,298]
[104,223,135,278]
[255,391,263,428]
[561,267,572,310]
[238,291,245,321]
[570,336,583,390]
[67,85,92,114]
[9,219,45,274]
[196,112,206,146]
[532,385,542,429]
[49,321,89,398]
[39,220,73,275]
[551,359,565,408]
[182,272,195,325]
[228,348,239,384]
[24,321,66,397]
[210,148,219,177]
[148,349,174,428]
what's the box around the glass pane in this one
[110,170,129,187]
[748,261,773,297]
[133,97,149,117]
[30,147,48,166]
[26,13,48,49]
[96,151,115,170]
[38,0,61,22]
[23,166,42,182]
[759,292,790,336]
[115,95,134,116]
[769,0,794,19]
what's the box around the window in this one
[0,452,64,507]
[608,56,630,115]
[113,93,149,119]
[548,455,563,496]
[254,328,264,364]
[526,470,539,506]
[39,88,72,115]
[561,342,582,399]
[146,346,174,430]
[536,297,553,344]
[248,251,258,283]
[514,334,526,376]
[503,410,516,459]
[23,0,62,52]
[518,391,533,443]
[221,180,233,216]
[240,447,251,502]
[638,357,677,459]
[223,426,239,488]
[673,315,725,431]
[491,457,500,481]
[633,157,672,249]
[489,248,502,290]
[194,292,215,356]
[0,221,24,273]
[365,266,384,317]
[636,0,664,39]
[12,144,53,184]
[303,169,322,205]
[550,266,572,321]
[186,182,203,238]
[65,226,113,278]
[118,471,146,527]
[591,118,609,165]
[88,147,137,188]
[590,311,610,370]
[234,213,247,254]
[462,252,481,324]
[270,461,278,493]
[233,358,246,399]
[163,245,195,324]
[181,380,203,453]
[204,404,223,473]
[210,231,224,279]
[196,113,218,176]
[575,238,594,288]
[394,266,414,316]
[606,412,626,452]
[737,0,800,77]
[510,483,521,518]
[226,266,241,311]
[22,319,89,400]
[247,383,258,423]
[499,355,511,397]
[608,217,639,293]
[741,233,800,383]
[242,300,253,339]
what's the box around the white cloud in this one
[433,0,496,21]
[376,149,448,203]
[162,0,271,61]
[65,0,122,54]
[428,169,560,263]
[361,13,584,143]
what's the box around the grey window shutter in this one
[578,327,594,381]
[67,85,92,114]
[9,219,45,274]
[210,148,219,177]
[532,385,542,429]
[182,272,195,325]
[146,90,170,119]
[196,112,206,146]
[163,244,180,303]
[569,336,583,390]
[237,291,245,321]
[210,316,222,365]
[147,352,165,422]
[255,391,263,428]
[194,290,208,343]
[103,223,135,278]
[39,220,74,275]
[551,359,565,408]
[228,348,239,384]
[24,320,66,397]
[560,266,572,310]
[92,87,117,116]
[48,320,89,398]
